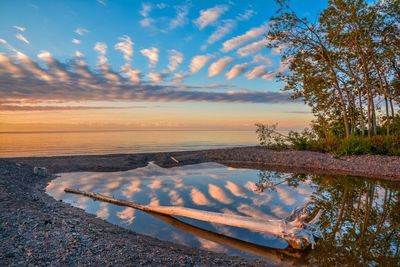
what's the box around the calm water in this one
[46,162,400,266]
[0,130,256,158]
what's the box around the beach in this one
[1,147,399,266]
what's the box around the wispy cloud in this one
[16,33,29,44]
[140,47,159,68]
[72,38,81,45]
[208,56,233,77]
[170,4,190,29]
[139,2,170,30]
[252,54,273,66]
[114,36,133,62]
[167,50,184,72]
[245,65,267,80]
[97,0,107,6]
[194,5,229,30]
[13,26,26,32]
[75,27,88,36]
[221,23,269,52]
[203,19,236,50]
[237,38,268,57]
[236,9,256,21]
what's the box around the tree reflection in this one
[256,170,399,265]
[255,170,308,192]
[307,176,400,266]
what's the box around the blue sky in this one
[0,0,327,131]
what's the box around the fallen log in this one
[149,212,309,266]
[64,187,320,249]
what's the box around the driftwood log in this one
[64,188,321,250]
[150,212,308,266]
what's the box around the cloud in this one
[13,26,26,32]
[252,54,273,66]
[205,19,236,48]
[93,43,121,83]
[189,54,212,73]
[147,72,166,83]
[170,4,190,29]
[114,36,133,62]
[94,42,108,71]
[0,53,23,77]
[14,52,52,81]
[190,188,212,206]
[94,42,107,55]
[97,0,107,5]
[16,34,29,44]
[37,50,69,81]
[72,38,80,45]
[117,208,135,224]
[75,27,88,36]
[140,18,155,28]
[194,5,229,30]
[0,105,148,111]
[245,66,267,80]
[139,2,168,29]
[74,50,84,58]
[172,72,185,84]
[208,56,233,77]
[120,64,140,84]
[221,23,269,52]
[237,39,267,57]
[225,63,248,80]
[167,50,183,72]
[140,3,152,17]
[236,9,255,21]
[208,184,233,204]
[225,181,247,198]
[140,47,159,68]
[0,53,293,104]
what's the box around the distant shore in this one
[1,147,399,266]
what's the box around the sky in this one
[0,0,327,132]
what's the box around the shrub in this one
[336,136,369,155]
[287,128,318,150]
[255,123,288,149]
[255,123,399,156]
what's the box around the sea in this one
[0,130,257,158]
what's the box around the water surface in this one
[0,130,256,157]
[46,162,400,265]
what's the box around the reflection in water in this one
[46,162,400,265]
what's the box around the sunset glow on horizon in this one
[0,0,323,132]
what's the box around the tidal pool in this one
[46,162,400,265]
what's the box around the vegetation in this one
[256,0,399,155]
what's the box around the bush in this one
[336,136,369,155]
[287,128,318,150]
[335,136,400,156]
[255,123,399,156]
[255,123,288,149]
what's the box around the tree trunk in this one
[385,96,389,135]
[64,188,321,250]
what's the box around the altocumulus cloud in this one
[0,53,294,109]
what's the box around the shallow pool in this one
[46,162,400,265]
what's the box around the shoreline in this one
[7,146,400,180]
[1,147,399,266]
